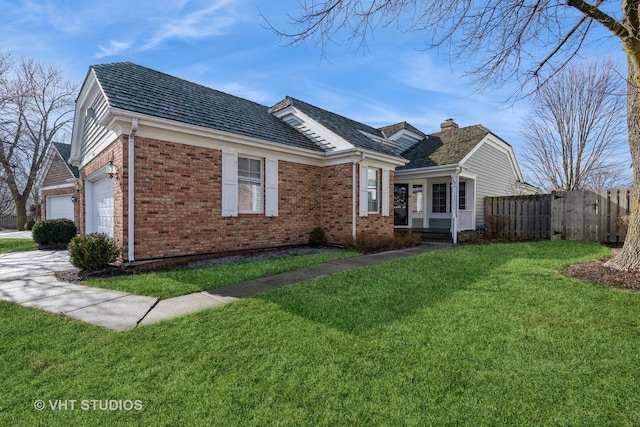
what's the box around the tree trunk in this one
[14,197,27,231]
[605,57,640,270]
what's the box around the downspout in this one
[128,118,138,262]
[352,152,366,238]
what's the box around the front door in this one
[394,184,409,226]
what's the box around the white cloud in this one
[95,40,133,58]
[393,52,469,96]
[143,0,241,50]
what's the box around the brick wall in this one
[320,163,354,243]
[78,135,397,261]
[355,169,394,237]
[130,137,330,260]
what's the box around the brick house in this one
[69,62,406,262]
[38,142,80,222]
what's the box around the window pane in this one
[459,182,466,210]
[368,168,379,212]
[412,185,423,213]
[432,183,447,213]
[238,157,263,213]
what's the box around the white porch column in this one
[451,173,459,244]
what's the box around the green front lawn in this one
[86,250,359,299]
[3,241,640,426]
[0,238,36,253]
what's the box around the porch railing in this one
[457,210,475,231]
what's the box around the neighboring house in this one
[384,119,531,242]
[69,62,406,262]
[38,142,80,222]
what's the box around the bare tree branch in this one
[0,56,76,229]
[523,58,626,191]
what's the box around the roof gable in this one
[90,62,323,153]
[399,125,491,170]
[52,142,79,178]
[271,96,399,157]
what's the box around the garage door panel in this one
[47,195,74,220]
[90,177,114,237]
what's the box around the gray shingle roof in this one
[53,142,79,178]
[90,62,323,152]
[399,125,491,170]
[378,121,425,138]
[271,96,400,157]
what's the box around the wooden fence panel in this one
[484,194,552,239]
[0,215,39,230]
[488,187,631,243]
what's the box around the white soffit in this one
[272,106,354,152]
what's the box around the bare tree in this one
[267,0,640,270]
[0,55,76,230]
[523,58,626,192]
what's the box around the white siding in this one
[81,94,114,159]
[463,142,519,226]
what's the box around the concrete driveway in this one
[0,246,230,331]
[0,249,74,280]
[0,248,161,331]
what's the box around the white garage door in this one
[90,177,114,237]
[47,195,74,220]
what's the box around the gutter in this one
[128,118,138,262]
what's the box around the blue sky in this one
[0,0,631,183]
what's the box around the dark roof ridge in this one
[88,62,324,152]
[91,62,270,110]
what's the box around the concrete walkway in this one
[0,244,452,331]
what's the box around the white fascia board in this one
[41,182,74,191]
[388,129,424,142]
[460,133,524,181]
[395,163,459,179]
[70,70,102,164]
[272,105,354,152]
[35,144,55,188]
[459,170,478,180]
[358,130,401,150]
[106,109,329,166]
[101,109,407,170]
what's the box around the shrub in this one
[342,231,421,253]
[32,219,77,247]
[24,218,36,230]
[308,226,328,247]
[68,233,121,271]
[484,215,509,239]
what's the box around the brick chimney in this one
[440,118,459,132]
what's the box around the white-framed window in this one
[367,168,380,213]
[238,156,263,214]
[359,165,389,217]
[222,153,278,218]
[432,183,447,213]
[459,181,466,210]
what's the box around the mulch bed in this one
[560,246,640,291]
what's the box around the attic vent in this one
[282,114,336,150]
